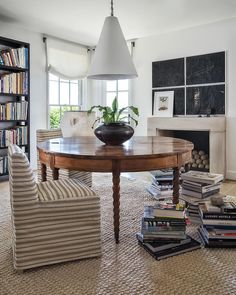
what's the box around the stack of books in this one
[181,194,215,224]
[136,204,201,260]
[146,169,173,199]
[198,195,236,247]
[181,171,224,222]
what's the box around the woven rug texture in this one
[0,173,236,295]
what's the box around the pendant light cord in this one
[111,0,114,16]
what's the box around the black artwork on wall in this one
[152,51,225,116]
[186,85,225,115]
[152,58,184,88]
[186,52,225,85]
[152,88,185,116]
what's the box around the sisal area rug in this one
[0,173,236,295]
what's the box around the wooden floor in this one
[220,179,236,195]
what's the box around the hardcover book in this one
[181,171,223,185]
[138,236,201,260]
[152,204,185,219]
[136,233,191,252]
[144,205,186,222]
[182,180,221,193]
[200,225,236,240]
[136,233,185,243]
[182,188,220,199]
[198,227,236,247]
[199,203,236,220]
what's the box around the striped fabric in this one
[8,144,101,271]
[38,179,96,202]
[36,129,92,187]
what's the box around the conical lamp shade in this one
[87,16,138,80]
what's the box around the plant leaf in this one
[112,97,118,113]
[129,106,139,116]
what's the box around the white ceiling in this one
[1,0,236,46]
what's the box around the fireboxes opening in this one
[160,130,210,172]
[173,130,209,172]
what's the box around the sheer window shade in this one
[46,38,89,80]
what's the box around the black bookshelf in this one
[0,36,30,181]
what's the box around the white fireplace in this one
[147,117,226,176]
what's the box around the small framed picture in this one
[153,91,174,117]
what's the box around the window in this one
[106,80,129,120]
[48,73,83,128]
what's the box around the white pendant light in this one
[87,0,138,80]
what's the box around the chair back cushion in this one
[8,145,38,216]
[36,128,62,143]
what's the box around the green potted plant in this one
[87,97,139,145]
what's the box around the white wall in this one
[0,21,47,169]
[2,17,236,178]
[133,17,236,180]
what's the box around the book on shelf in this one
[0,126,28,147]
[138,236,201,260]
[0,72,28,94]
[0,99,28,120]
[0,47,28,68]
[136,232,191,252]
[181,171,223,185]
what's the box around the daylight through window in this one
[106,80,129,121]
[48,73,83,128]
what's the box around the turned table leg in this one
[173,167,180,204]
[52,168,59,180]
[112,161,121,243]
[41,163,47,182]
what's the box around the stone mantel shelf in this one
[147,117,226,134]
[147,116,226,176]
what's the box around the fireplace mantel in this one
[147,116,226,176]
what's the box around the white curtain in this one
[45,37,89,80]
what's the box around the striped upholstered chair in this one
[8,144,101,271]
[36,128,92,186]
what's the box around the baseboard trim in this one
[226,170,236,180]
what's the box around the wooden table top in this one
[37,136,194,160]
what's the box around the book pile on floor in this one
[181,171,224,223]
[198,195,236,247]
[146,169,173,199]
[136,203,201,260]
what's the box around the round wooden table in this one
[37,136,193,243]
